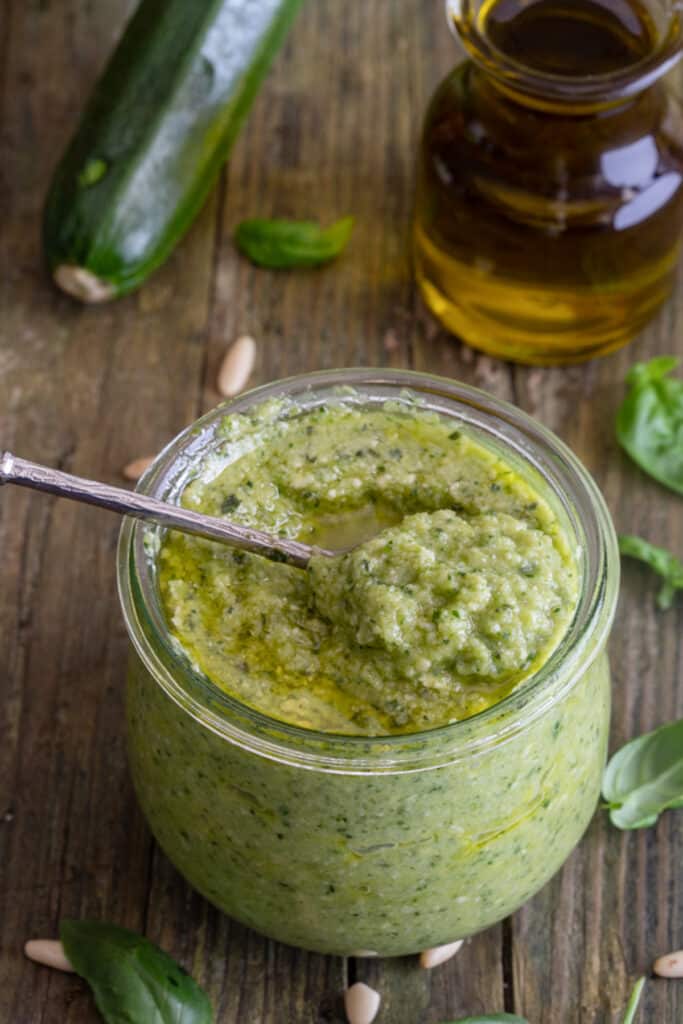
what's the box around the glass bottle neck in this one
[448,0,683,114]
[471,60,661,116]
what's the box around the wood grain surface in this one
[1,1,681,1021]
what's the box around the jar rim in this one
[446,0,683,108]
[117,368,619,775]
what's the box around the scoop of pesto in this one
[310,508,572,680]
[159,398,578,735]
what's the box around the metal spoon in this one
[0,451,335,569]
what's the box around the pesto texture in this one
[311,508,573,720]
[159,399,578,735]
[128,649,610,954]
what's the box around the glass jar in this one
[413,0,683,365]
[118,369,619,956]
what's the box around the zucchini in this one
[43,0,305,302]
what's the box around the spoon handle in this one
[0,451,323,569]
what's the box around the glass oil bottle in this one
[414,0,683,364]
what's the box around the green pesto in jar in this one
[158,397,578,736]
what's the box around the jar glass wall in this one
[118,370,619,956]
[413,0,683,365]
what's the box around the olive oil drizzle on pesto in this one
[159,399,578,736]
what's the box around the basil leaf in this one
[60,920,213,1024]
[618,534,683,610]
[621,977,646,1024]
[235,216,354,268]
[602,718,683,829]
[616,356,683,495]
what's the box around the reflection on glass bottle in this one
[414,0,683,364]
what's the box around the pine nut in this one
[122,455,155,481]
[653,950,683,978]
[217,335,256,397]
[344,981,381,1024]
[419,939,464,969]
[24,939,75,973]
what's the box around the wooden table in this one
[1,2,682,1021]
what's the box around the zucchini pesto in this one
[159,396,578,735]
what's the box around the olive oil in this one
[485,0,655,75]
[414,0,683,364]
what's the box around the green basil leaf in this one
[626,355,679,388]
[235,215,354,268]
[60,920,213,1024]
[616,356,683,495]
[621,977,646,1024]
[618,534,683,610]
[602,718,683,829]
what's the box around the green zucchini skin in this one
[43,0,305,301]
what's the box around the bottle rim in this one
[446,0,683,108]
[117,368,619,775]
